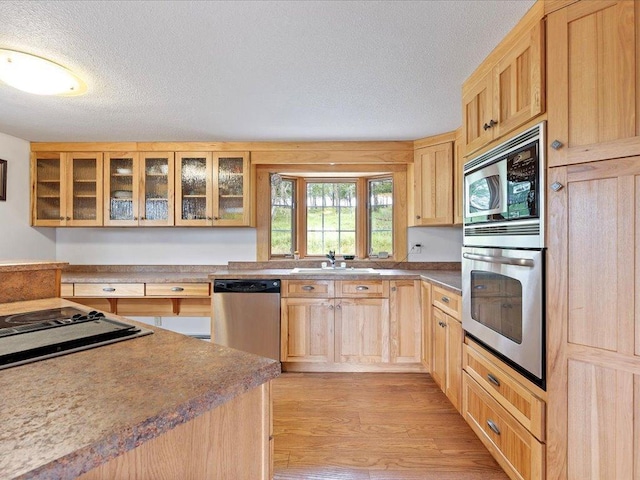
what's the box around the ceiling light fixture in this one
[0,49,86,96]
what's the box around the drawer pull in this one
[171,287,185,292]
[355,285,369,291]
[301,285,315,291]
[441,296,450,303]
[487,419,501,435]
[438,321,447,328]
[102,287,116,292]
[487,373,501,387]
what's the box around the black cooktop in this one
[0,307,152,370]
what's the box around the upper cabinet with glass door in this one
[104,152,140,226]
[175,151,250,226]
[31,152,103,227]
[139,152,175,226]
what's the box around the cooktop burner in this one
[0,306,152,370]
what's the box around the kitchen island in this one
[0,297,280,480]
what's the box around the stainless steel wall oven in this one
[462,122,546,389]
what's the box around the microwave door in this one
[465,161,506,218]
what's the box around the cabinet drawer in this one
[283,280,334,298]
[145,283,210,297]
[464,342,545,441]
[463,373,545,480]
[73,283,145,297]
[60,283,74,297]
[432,285,461,319]
[336,280,389,298]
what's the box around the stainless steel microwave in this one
[463,122,545,249]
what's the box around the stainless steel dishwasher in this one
[212,279,281,361]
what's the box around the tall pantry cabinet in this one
[545,1,640,479]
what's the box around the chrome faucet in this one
[326,250,336,268]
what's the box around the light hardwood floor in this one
[273,372,509,480]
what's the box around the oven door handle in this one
[463,252,535,267]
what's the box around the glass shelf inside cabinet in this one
[72,157,98,221]
[180,157,207,221]
[143,157,169,221]
[36,159,61,220]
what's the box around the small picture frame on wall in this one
[0,159,6,201]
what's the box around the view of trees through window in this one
[270,177,295,255]
[369,178,393,255]
[269,175,393,258]
[306,182,356,255]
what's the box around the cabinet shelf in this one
[38,180,61,183]
[182,194,206,198]
[37,195,61,199]
[145,173,168,177]
[74,194,97,198]
[73,179,97,183]
[145,198,168,201]
[219,194,243,199]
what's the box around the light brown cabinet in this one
[547,0,640,167]
[462,5,544,157]
[104,152,175,226]
[430,287,463,412]
[175,151,250,226]
[420,281,432,370]
[281,278,422,372]
[453,127,464,225]
[413,141,454,225]
[546,157,640,480]
[31,152,104,226]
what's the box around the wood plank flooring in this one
[272,372,509,480]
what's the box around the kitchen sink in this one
[291,267,379,275]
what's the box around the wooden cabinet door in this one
[445,317,463,412]
[462,72,495,157]
[139,152,174,226]
[413,142,453,225]
[104,152,140,226]
[335,298,389,364]
[31,152,66,226]
[281,298,334,363]
[547,1,640,166]
[546,158,640,480]
[421,281,432,370]
[493,20,544,140]
[175,152,213,226]
[212,152,251,226]
[432,306,448,390]
[66,152,103,226]
[389,280,421,364]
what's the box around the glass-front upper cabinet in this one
[213,152,250,226]
[175,152,213,226]
[31,152,103,226]
[175,151,250,226]
[140,152,175,226]
[32,152,65,226]
[104,152,139,226]
[66,153,103,226]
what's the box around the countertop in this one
[61,264,462,294]
[0,260,68,273]
[0,297,280,480]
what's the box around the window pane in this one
[306,182,356,256]
[369,178,393,255]
[270,177,295,256]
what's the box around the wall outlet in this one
[412,243,422,253]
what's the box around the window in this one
[269,175,394,258]
[270,176,295,255]
[306,181,356,255]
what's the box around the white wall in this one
[55,227,257,265]
[0,132,56,261]
[407,226,463,262]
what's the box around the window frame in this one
[269,175,297,257]
[366,175,394,257]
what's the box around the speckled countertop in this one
[61,263,462,294]
[0,298,280,480]
[0,260,68,273]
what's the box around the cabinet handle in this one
[328,304,334,310]
[391,286,397,292]
[416,215,421,220]
[487,419,501,435]
[59,216,65,221]
[482,119,498,130]
[438,321,446,328]
[487,373,501,387]
[133,216,138,220]
[301,285,315,291]
[483,123,491,131]
[441,296,450,303]
[66,216,71,220]
[550,181,564,192]
[336,304,341,310]
[550,139,564,150]
[355,286,369,291]
[102,287,116,292]
[141,216,146,220]
[171,286,185,292]
[207,216,213,220]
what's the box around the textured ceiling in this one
[0,0,535,143]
